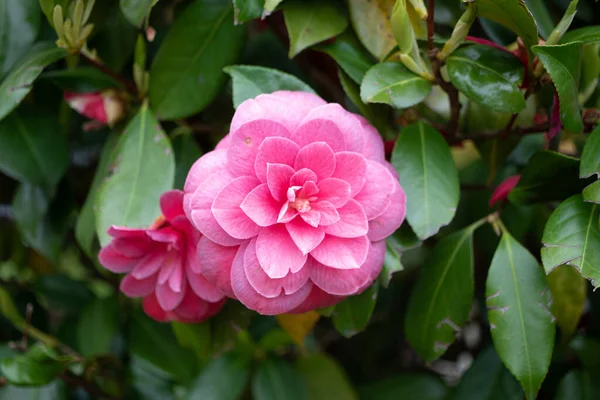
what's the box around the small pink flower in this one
[99,190,226,323]
[184,91,406,315]
[64,89,125,128]
[489,175,521,208]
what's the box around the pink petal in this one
[300,210,321,228]
[120,274,156,297]
[106,226,147,239]
[297,181,319,199]
[278,204,298,223]
[158,251,180,284]
[171,287,210,323]
[256,225,308,279]
[131,252,166,279]
[111,237,150,258]
[300,103,364,153]
[286,217,325,255]
[254,137,299,182]
[216,135,231,150]
[267,163,295,202]
[353,161,395,219]
[324,199,368,238]
[356,115,385,162]
[368,180,407,241]
[240,184,280,227]
[159,190,185,221]
[227,120,291,177]
[230,243,313,315]
[311,201,340,226]
[289,286,344,314]
[290,168,318,187]
[186,268,226,302]
[147,228,179,245]
[270,91,327,113]
[212,176,261,239]
[356,240,387,293]
[156,280,185,311]
[244,238,310,298]
[197,236,238,298]
[190,210,241,246]
[184,150,228,194]
[98,245,138,273]
[142,293,169,322]
[317,178,351,208]
[332,152,367,196]
[294,142,336,180]
[310,235,369,270]
[489,175,521,208]
[168,263,184,293]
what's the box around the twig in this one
[61,371,119,400]
[79,53,138,95]
[427,0,436,56]
[501,86,534,137]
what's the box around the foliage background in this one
[1,0,600,399]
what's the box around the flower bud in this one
[64,89,125,127]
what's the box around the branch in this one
[79,53,138,96]
[427,0,436,56]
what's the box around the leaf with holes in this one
[580,124,600,203]
[486,232,555,400]
[476,0,538,51]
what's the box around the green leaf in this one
[547,265,587,340]
[332,284,378,338]
[486,232,555,400]
[316,33,374,83]
[89,7,137,72]
[570,336,600,369]
[35,274,94,315]
[283,1,348,58]
[0,42,67,121]
[171,322,211,361]
[475,0,539,50]
[580,124,600,203]
[348,0,396,59]
[379,239,403,288]
[263,0,283,14]
[41,67,122,92]
[185,353,251,400]
[561,26,600,45]
[0,0,41,78]
[453,347,522,400]
[77,297,119,357]
[129,310,197,383]
[358,373,447,400]
[1,344,65,386]
[509,151,587,204]
[391,122,460,240]
[120,0,158,27]
[173,132,202,190]
[532,43,584,133]
[149,0,245,119]
[0,108,69,188]
[524,0,554,39]
[296,354,357,400]
[541,195,600,287]
[583,181,600,204]
[211,302,254,354]
[223,65,316,109]
[360,62,433,109]
[0,380,66,400]
[252,358,309,400]
[39,0,68,25]
[555,370,600,400]
[95,104,174,247]
[446,45,526,114]
[233,0,265,24]
[405,225,477,362]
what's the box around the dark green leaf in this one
[223,65,316,109]
[34,274,94,314]
[0,380,66,400]
[348,0,395,59]
[532,43,584,133]
[570,336,600,369]
[233,0,265,24]
[453,347,522,400]
[296,354,357,400]
[171,322,211,361]
[541,195,600,287]
[0,42,67,121]
[89,7,137,72]
[509,151,587,204]
[41,67,122,92]
[379,240,403,288]
[95,104,174,247]
[173,132,202,190]
[332,284,378,338]
[149,0,245,119]
[555,370,600,400]
[130,357,175,400]
[486,232,555,400]
[561,26,600,44]
[359,373,447,400]
[120,0,158,27]
[252,358,309,400]
[0,0,41,78]
[211,302,254,354]
[283,1,348,58]
[446,45,525,113]
[405,225,477,362]
[392,122,460,240]
[360,62,433,109]
[185,353,251,400]
[547,264,586,339]
[0,108,69,188]
[524,0,554,39]
[77,297,119,357]
[476,0,539,50]
[317,33,374,83]
[338,68,379,127]
[1,345,65,386]
[580,124,600,203]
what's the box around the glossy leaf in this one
[541,195,600,287]
[580,124,600,203]
[0,42,67,121]
[361,62,433,109]
[95,104,174,247]
[223,65,316,108]
[283,1,348,58]
[149,0,245,119]
[77,297,119,357]
[486,232,555,400]
[532,43,584,133]
[509,151,586,204]
[476,0,538,50]
[524,0,554,39]
[252,358,309,400]
[276,312,320,347]
[332,284,378,338]
[359,373,447,400]
[120,0,158,27]
[185,353,251,400]
[348,0,396,59]
[554,370,600,400]
[0,108,69,189]
[392,122,460,240]
[548,265,587,339]
[296,354,357,400]
[317,33,374,83]
[233,0,264,24]
[0,0,41,78]
[453,347,522,400]
[561,26,600,44]
[1,345,65,386]
[446,45,526,113]
[405,225,477,362]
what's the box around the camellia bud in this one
[64,90,125,128]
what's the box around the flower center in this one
[290,198,311,213]
[287,185,317,214]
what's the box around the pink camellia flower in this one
[489,174,521,208]
[184,91,406,315]
[64,89,125,129]
[98,190,226,323]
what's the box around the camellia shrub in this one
[1,0,600,398]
